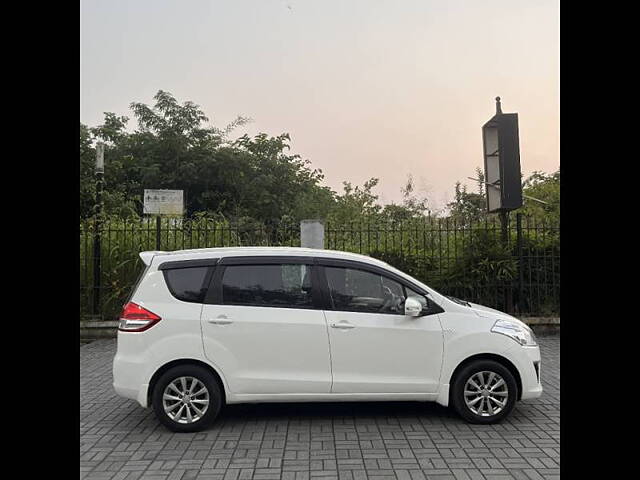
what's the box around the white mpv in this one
[113,247,542,432]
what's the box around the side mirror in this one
[404,296,423,317]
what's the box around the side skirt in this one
[226,392,440,404]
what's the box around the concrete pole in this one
[300,220,325,249]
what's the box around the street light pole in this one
[92,143,104,316]
[498,210,514,314]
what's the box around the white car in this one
[113,247,542,432]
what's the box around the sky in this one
[80,0,559,210]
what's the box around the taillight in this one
[118,302,161,332]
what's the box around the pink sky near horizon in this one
[81,0,559,210]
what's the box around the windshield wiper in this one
[446,295,471,307]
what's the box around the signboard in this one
[143,189,184,215]
[482,98,523,213]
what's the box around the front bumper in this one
[508,344,543,400]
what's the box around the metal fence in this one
[80,214,559,321]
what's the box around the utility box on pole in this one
[482,97,523,213]
[300,220,325,249]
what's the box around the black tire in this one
[152,365,222,433]
[451,359,517,424]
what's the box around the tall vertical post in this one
[499,211,513,313]
[156,215,162,250]
[499,210,509,244]
[516,212,524,314]
[92,143,104,315]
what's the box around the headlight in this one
[491,319,537,346]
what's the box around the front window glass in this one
[325,266,405,314]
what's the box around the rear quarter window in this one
[127,265,149,302]
[163,267,210,303]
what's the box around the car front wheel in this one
[451,360,517,424]
[152,365,222,432]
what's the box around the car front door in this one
[200,258,331,395]
[320,262,444,394]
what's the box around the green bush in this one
[80,215,559,320]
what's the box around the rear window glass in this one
[163,267,209,303]
[222,264,313,308]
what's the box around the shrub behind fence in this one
[80,215,559,321]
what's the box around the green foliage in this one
[81,90,559,229]
[381,175,430,224]
[81,213,559,320]
[447,230,517,285]
[80,215,303,318]
[447,168,486,223]
[80,90,336,221]
[521,170,560,224]
[327,175,430,226]
[80,124,96,217]
[326,178,381,225]
[446,167,560,226]
[447,182,486,223]
[80,90,560,318]
[368,250,434,281]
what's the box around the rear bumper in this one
[112,353,150,408]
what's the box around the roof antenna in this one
[495,96,502,114]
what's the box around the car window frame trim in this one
[197,255,443,314]
[315,258,443,316]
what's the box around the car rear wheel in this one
[451,359,517,424]
[152,365,222,432]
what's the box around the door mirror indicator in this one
[404,297,423,317]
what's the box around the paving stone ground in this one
[81,336,559,480]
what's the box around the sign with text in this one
[143,189,184,216]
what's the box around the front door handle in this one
[208,315,233,325]
[331,322,355,329]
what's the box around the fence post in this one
[92,217,102,315]
[300,219,325,249]
[92,144,104,316]
[516,212,524,314]
[156,216,162,250]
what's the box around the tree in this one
[447,167,486,223]
[520,170,560,224]
[327,178,382,224]
[80,90,337,222]
[80,123,96,218]
[381,175,430,223]
[80,90,559,228]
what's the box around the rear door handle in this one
[331,322,355,329]
[208,315,233,325]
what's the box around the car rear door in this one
[200,257,332,395]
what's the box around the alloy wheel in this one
[162,376,210,424]
[463,370,509,416]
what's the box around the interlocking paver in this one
[81,336,560,480]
